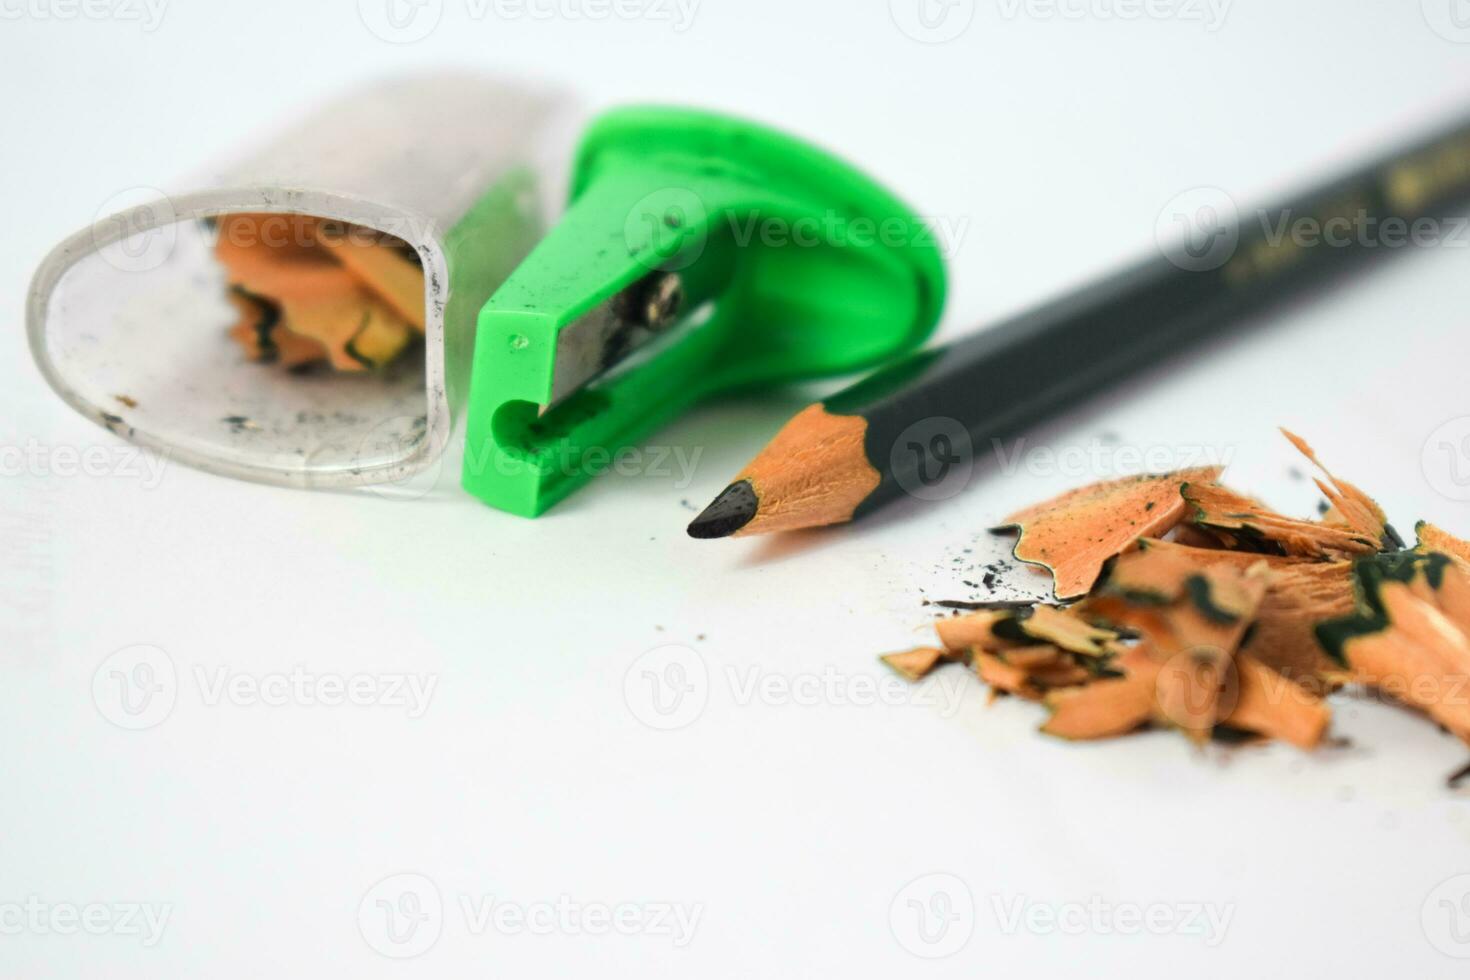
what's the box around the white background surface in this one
[5,1,1470,976]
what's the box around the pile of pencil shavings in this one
[214,214,427,373]
[882,429,1470,770]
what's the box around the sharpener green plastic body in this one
[462,106,948,516]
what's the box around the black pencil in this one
[688,112,1470,539]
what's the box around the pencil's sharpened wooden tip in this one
[687,480,758,539]
[690,405,881,539]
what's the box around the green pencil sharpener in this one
[463,107,948,516]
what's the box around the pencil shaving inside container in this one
[27,73,580,492]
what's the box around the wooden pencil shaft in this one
[836,115,1470,517]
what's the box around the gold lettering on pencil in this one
[1385,134,1470,214]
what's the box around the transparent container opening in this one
[38,213,440,488]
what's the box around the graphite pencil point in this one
[687,480,758,539]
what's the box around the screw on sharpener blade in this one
[630,271,684,330]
